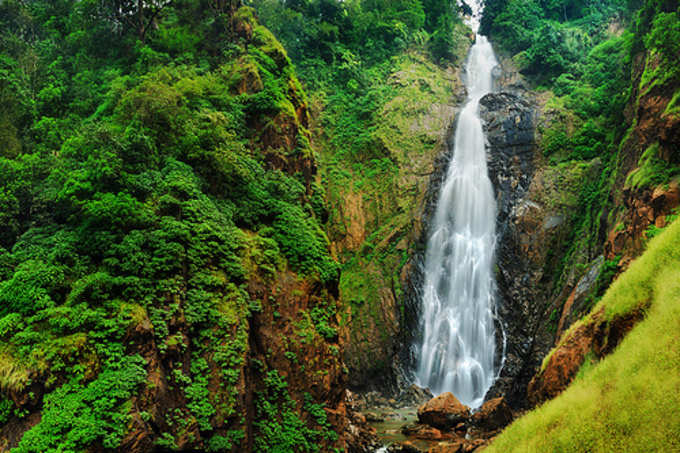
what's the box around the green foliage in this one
[483,0,628,82]
[309,303,339,341]
[639,7,680,90]
[523,1,657,302]
[206,430,246,452]
[13,355,147,452]
[0,397,14,425]
[626,143,680,189]
[268,206,340,284]
[253,370,336,453]
[251,0,465,77]
[0,1,338,449]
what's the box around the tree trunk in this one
[138,0,145,41]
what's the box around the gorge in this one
[0,0,678,452]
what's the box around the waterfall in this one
[415,2,501,409]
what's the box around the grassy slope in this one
[487,218,680,452]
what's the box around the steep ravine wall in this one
[320,42,471,394]
[485,18,680,410]
[528,39,680,407]
[480,57,611,408]
[341,19,678,415]
[348,44,594,407]
[0,8,351,452]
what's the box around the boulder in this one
[417,393,470,430]
[427,440,464,453]
[398,384,434,407]
[401,423,445,440]
[364,412,385,423]
[388,441,424,453]
[471,397,513,431]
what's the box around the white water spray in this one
[415,1,501,409]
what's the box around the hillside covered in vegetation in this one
[0,1,347,451]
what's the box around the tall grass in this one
[487,218,680,452]
[0,350,31,392]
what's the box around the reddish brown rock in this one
[605,181,680,267]
[462,439,487,452]
[471,397,513,431]
[401,423,448,441]
[417,392,470,430]
[528,306,646,406]
[345,404,381,453]
[528,313,600,406]
[428,440,465,453]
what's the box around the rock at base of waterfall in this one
[427,439,465,453]
[398,384,435,407]
[345,391,383,453]
[471,397,513,431]
[417,393,471,429]
[401,423,452,440]
[364,412,385,423]
[388,441,425,453]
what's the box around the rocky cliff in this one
[528,7,680,405]
[318,38,471,392]
[472,61,596,407]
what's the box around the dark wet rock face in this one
[399,384,436,408]
[479,91,553,408]
[477,88,609,409]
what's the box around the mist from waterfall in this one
[415,1,501,409]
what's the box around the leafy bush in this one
[626,143,680,189]
[14,355,147,452]
[253,370,336,453]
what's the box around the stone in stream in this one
[398,384,434,407]
[388,441,424,453]
[427,440,465,453]
[417,393,470,430]
[401,423,448,441]
[471,397,513,431]
[364,412,385,423]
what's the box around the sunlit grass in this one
[0,349,31,392]
[487,218,680,452]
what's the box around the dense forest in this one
[0,0,678,452]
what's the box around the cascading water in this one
[415,1,502,409]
